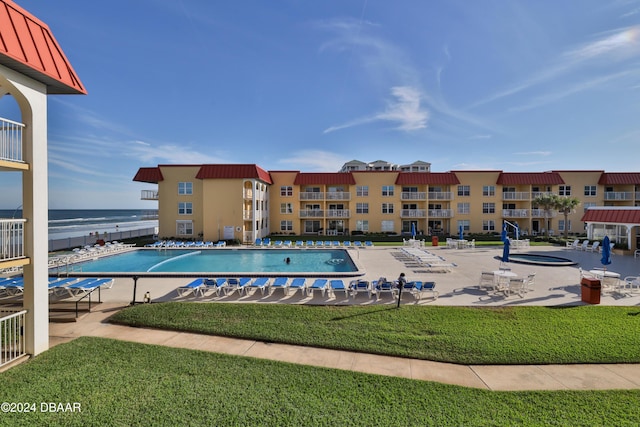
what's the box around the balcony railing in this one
[0,117,24,163]
[604,192,634,201]
[428,191,453,200]
[502,192,530,200]
[428,209,453,218]
[140,190,158,200]
[326,192,351,200]
[326,209,350,218]
[299,192,324,200]
[0,219,26,261]
[140,210,158,220]
[502,209,529,218]
[243,189,253,200]
[299,209,324,218]
[401,209,426,218]
[0,309,26,368]
[531,209,557,218]
[531,192,557,199]
[401,192,426,200]
[243,211,254,220]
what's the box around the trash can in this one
[431,236,439,247]
[580,277,601,304]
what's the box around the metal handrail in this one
[74,286,101,319]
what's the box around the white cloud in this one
[278,150,347,172]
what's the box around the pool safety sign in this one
[223,226,235,240]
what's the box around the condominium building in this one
[134,164,640,250]
[0,0,86,359]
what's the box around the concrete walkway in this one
[48,303,640,392]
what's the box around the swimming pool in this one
[60,248,360,275]
[507,253,577,266]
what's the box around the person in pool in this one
[285,257,291,264]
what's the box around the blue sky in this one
[2,0,640,209]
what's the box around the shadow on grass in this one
[329,306,398,321]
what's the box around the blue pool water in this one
[66,249,358,274]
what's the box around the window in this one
[482,220,495,231]
[457,203,470,214]
[356,202,369,214]
[382,185,394,196]
[457,185,470,196]
[178,182,193,195]
[304,220,321,233]
[559,185,571,196]
[584,185,596,197]
[356,186,369,197]
[381,220,394,232]
[176,220,193,236]
[457,220,470,232]
[280,220,293,231]
[382,203,394,214]
[280,203,293,214]
[482,203,495,214]
[583,202,596,212]
[356,220,369,231]
[178,202,192,215]
[280,186,293,197]
[558,220,571,232]
[483,185,495,197]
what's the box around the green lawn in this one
[1,337,638,426]
[110,303,640,364]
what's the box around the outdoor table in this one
[492,270,517,291]
[588,270,620,279]
[457,239,467,249]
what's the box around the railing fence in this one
[0,309,27,368]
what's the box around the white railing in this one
[0,219,26,261]
[428,191,453,200]
[326,209,350,218]
[531,209,557,218]
[502,192,530,200]
[604,192,634,201]
[401,209,426,218]
[531,192,557,199]
[0,117,24,163]
[502,209,529,217]
[299,209,324,218]
[0,309,27,368]
[326,192,351,200]
[428,209,453,218]
[299,192,324,200]
[140,190,158,200]
[401,192,426,200]
[243,211,253,220]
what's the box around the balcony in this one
[299,192,324,200]
[0,219,26,262]
[140,190,158,200]
[604,192,634,201]
[502,209,529,218]
[243,189,253,200]
[243,211,254,220]
[326,209,350,218]
[401,209,426,218]
[299,209,324,218]
[531,191,557,199]
[326,191,351,200]
[401,192,426,200]
[502,192,530,201]
[531,209,557,218]
[428,191,453,200]
[428,209,453,218]
[140,210,158,220]
[0,117,24,164]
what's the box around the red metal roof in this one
[581,208,640,224]
[597,173,640,185]
[0,1,86,94]
[293,172,356,186]
[133,167,163,183]
[395,172,460,185]
[195,164,272,184]
[496,172,564,185]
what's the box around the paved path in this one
[49,303,640,391]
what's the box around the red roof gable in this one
[0,1,86,94]
[581,208,640,224]
[294,172,356,186]
[496,172,564,185]
[395,172,460,185]
[133,167,163,183]
[195,164,272,184]
[598,173,640,185]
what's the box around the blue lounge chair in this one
[176,278,207,297]
[306,240,314,247]
[353,241,363,247]
[329,279,349,298]
[287,278,307,296]
[0,277,24,296]
[307,279,328,297]
[364,241,373,247]
[372,277,396,300]
[47,277,78,295]
[255,238,262,246]
[295,240,304,247]
[223,277,251,296]
[270,277,289,295]
[349,279,371,299]
[246,277,271,295]
[343,241,351,247]
[65,278,114,297]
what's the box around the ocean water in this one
[0,209,158,239]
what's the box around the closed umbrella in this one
[502,238,510,262]
[600,236,612,272]
[459,224,464,240]
[501,224,507,242]
[411,222,416,239]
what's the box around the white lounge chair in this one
[349,280,371,299]
[64,278,114,297]
[566,239,579,250]
[269,277,289,295]
[578,240,590,251]
[478,271,496,292]
[622,276,640,292]
[223,277,251,296]
[372,277,396,300]
[586,241,600,252]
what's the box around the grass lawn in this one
[110,303,640,365]
[1,337,638,426]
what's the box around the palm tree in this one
[532,193,558,238]
[555,196,581,239]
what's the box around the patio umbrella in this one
[600,235,612,271]
[502,238,510,262]
[501,224,507,242]
[459,224,464,240]
[411,222,416,239]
